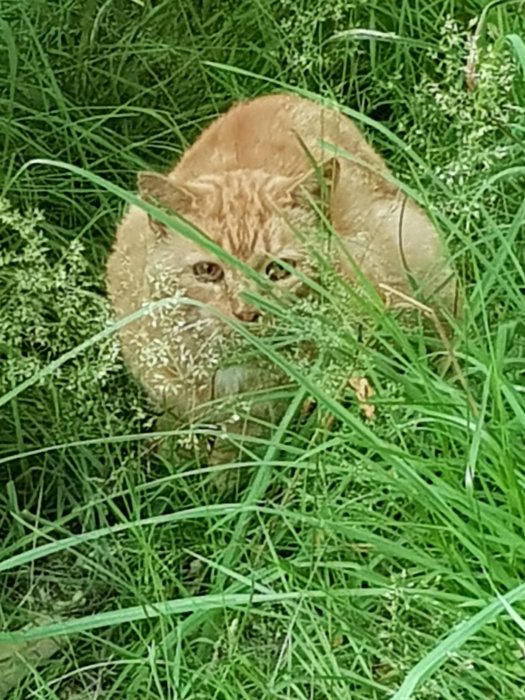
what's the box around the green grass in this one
[1,0,525,698]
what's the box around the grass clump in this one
[1,1,525,699]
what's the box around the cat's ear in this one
[137,171,196,210]
[290,157,340,205]
[137,171,195,238]
[138,171,168,201]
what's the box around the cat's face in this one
[140,164,338,323]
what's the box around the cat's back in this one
[172,93,384,179]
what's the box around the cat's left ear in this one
[137,172,171,239]
[290,157,340,204]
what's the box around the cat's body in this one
[106,92,457,427]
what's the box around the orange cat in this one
[106,92,457,427]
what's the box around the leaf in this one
[507,33,525,77]
[0,638,60,697]
[392,583,525,699]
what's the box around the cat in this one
[106,92,458,448]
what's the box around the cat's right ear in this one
[137,171,193,239]
[138,171,170,203]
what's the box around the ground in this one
[0,0,524,698]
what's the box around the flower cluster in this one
[0,198,146,438]
[395,18,519,225]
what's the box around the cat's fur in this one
[106,92,457,427]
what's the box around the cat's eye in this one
[265,259,296,282]
[192,261,224,283]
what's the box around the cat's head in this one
[138,162,339,322]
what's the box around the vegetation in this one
[0,0,524,697]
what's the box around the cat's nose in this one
[234,307,260,323]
